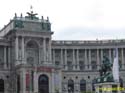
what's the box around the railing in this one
[0,21,14,37]
[15,17,49,23]
[52,39,125,45]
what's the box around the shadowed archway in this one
[0,79,4,92]
[68,79,74,93]
[38,74,49,93]
[80,79,86,92]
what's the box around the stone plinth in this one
[95,82,121,93]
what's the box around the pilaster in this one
[21,37,25,64]
[4,47,7,69]
[53,49,55,64]
[34,70,37,93]
[76,49,79,70]
[21,69,26,93]
[73,49,75,70]
[64,49,67,70]
[52,69,55,93]
[109,49,112,63]
[15,36,19,65]
[85,49,88,70]
[58,70,62,93]
[60,49,63,68]
[97,49,100,70]
[8,47,10,69]
[43,38,46,63]
[48,38,52,63]
[89,49,91,70]
[101,49,103,64]
[121,48,124,69]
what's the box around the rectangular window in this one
[67,61,73,70]
[91,61,97,70]
[55,61,60,66]
[79,61,85,70]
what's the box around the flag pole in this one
[112,40,119,83]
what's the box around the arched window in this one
[17,75,20,93]
[38,74,49,93]
[26,40,39,65]
[0,79,4,92]
[92,79,96,91]
[27,57,34,65]
[68,79,74,93]
[80,79,86,92]
[26,40,39,49]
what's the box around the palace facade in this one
[0,12,124,93]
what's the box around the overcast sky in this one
[0,0,125,40]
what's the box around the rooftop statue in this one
[26,6,38,20]
[27,11,38,20]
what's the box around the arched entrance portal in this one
[0,79,4,92]
[68,79,74,93]
[38,74,49,93]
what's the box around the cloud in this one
[1,0,125,40]
[52,26,125,40]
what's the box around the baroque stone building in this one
[0,11,124,93]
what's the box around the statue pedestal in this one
[95,82,121,93]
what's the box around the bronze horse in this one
[99,56,112,76]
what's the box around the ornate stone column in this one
[101,49,103,64]
[4,47,7,69]
[51,69,55,93]
[64,49,67,70]
[76,49,79,70]
[60,49,63,68]
[58,70,62,93]
[109,49,112,63]
[48,38,52,63]
[121,48,124,69]
[43,38,46,63]
[89,49,91,70]
[33,69,37,93]
[38,46,41,65]
[22,69,26,93]
[15,36,19,65]
[21,37,25,64]
[85,49,88,70]
[72,49,75,70]
[52,49,55,64]
[97,49,100,70]
[8,47,10,69]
